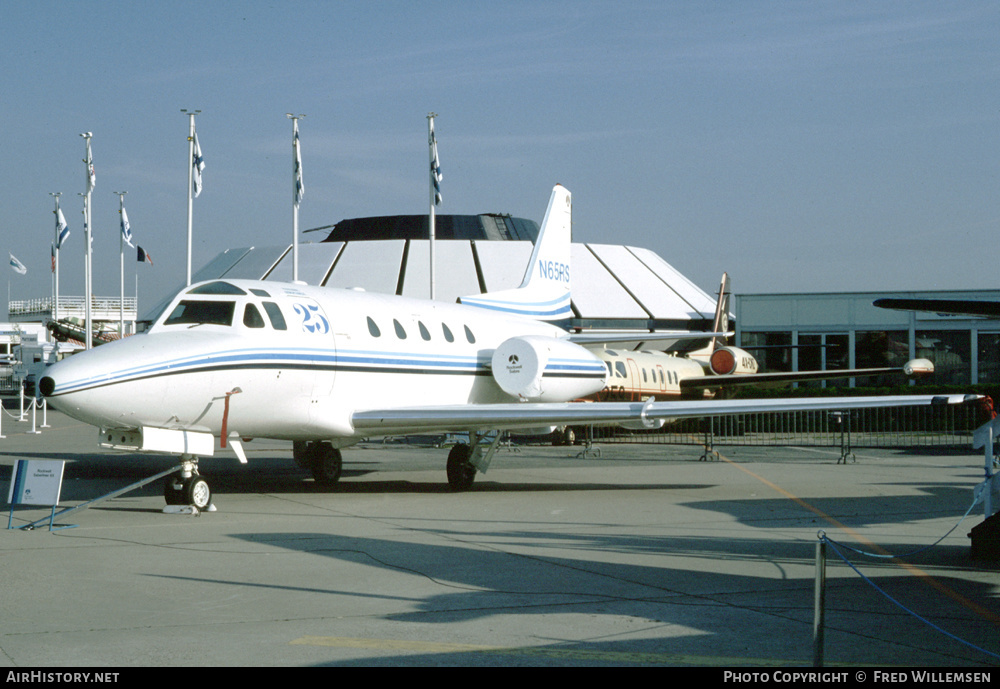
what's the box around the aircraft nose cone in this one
[39,376,56,397]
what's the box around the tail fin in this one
[709,272,730,351]
[459,184,573,322]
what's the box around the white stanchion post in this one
[41,398,49,428]
[29,399,40,434]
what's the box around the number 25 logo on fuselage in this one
[293,302,330,334]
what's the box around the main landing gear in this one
[290,433,498,492]
[162,457,212,510]
[445,432,504,491]
[447,443,477,491]
[293,440,343,485]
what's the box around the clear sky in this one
[3,1,998,316]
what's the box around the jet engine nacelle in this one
[491,336,606,402]
[709,346,759,376]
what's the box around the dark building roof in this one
[318,214,539,242]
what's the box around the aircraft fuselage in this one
[41,279,608,445]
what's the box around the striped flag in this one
[137,246,153,265]
[192,132,205,198]
[429,120,442,206]
[9,253,27,275]
[293,119,304,208]
[56,207,70,248]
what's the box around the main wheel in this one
[183,476,212,509]
[310,442,343,485]
[446,443,476,491]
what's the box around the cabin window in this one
[615,362,626,378]
[367,317,381,337]
[394,319,407,339]
[243,304,265,328]
[262,302,287,330]
[660,370,665,384]
[464,325,476,344]
[642,369,647,383]
[442,323,454,343]
[418,321,431,341]
[164,300,235,327]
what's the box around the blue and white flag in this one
[120,207,133,247]
[293,119,304,208]
[192,132,205,198]
[430,120,442,206]
[55,207,70,249]
[9,253,27,275]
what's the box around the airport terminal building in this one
[734,291,1000,387]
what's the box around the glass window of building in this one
[916,330,971,385]
[978,333,1000,384]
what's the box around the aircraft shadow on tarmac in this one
[682,483,987,532]
[0,451,718,502]
[145,530,998,666]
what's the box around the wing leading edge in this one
[352,394,979,436]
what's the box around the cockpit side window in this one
[164,300,235,326]
[262,302,287,330]
[614,361,627,378]
[243,304,266,328]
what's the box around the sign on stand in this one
[7,459,72,531]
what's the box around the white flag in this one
[192,132,205,198]
[9,253,27,275]
[56,208,70,248]
[293,120,304,208]
[85,139,96,194]
[430,120,442,206]
[120,207,133,247]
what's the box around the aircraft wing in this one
[351,394,978,435]
[679,366,925,391]
[566,331,731,345]
[873,298,1000,318]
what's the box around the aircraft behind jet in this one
[40,185,975,508]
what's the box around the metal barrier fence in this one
[587,402,986,450]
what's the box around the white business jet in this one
[39,185,973,508]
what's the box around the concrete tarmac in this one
[1,407,998,668]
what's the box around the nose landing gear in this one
[163,457,213,511]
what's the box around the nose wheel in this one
[163,458,212,510]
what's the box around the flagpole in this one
[287,113,305,283]
[182,109,201,286]
[114,191,127,336]
[80,132,94,351]
[49,193,61,322]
